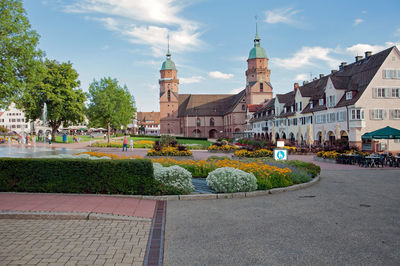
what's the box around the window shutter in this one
[373,88,377,98]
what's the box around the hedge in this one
[0,158,160,195]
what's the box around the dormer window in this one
[290,106,294,112]
[319,99,324,106]
[310,101,313,109]
[346,91,352,100]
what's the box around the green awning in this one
[361,126,400,140]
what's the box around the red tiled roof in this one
[137,112,160,124]
[247,105,262,112]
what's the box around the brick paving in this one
[0,219,151,266]
[0,193,156,219]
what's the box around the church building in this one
[159,30,273,138]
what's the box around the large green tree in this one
[21,59,86,139]
[87,77,136,143]
[0,0,43,108]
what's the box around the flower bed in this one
[316,150,369,159]
[208,144,239,152]
[90,140,154,148]
[234,149,273,158]
[79,152,318,191]
[147,146,192,156]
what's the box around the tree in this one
[0,0,43,108]
[0,126,8,133]
[21,59,86,140]
[87,77,136,143]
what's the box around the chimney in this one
[294,82,299,92]
[319,74,324,79]
[365,51,372,59]
[339,62,347,70]
[355,56,363,62]
[331,70,337,74]
[303,80,309,85]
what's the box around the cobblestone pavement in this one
[0,219,151,266]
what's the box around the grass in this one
[53,135,104,143]
[130,136,212,149]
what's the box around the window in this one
[293,118,298,126]
[327,113,336,123]
[337,111,346,122]
[290,106,294,112]
[242,104,245,110]
[346,92,352,100]
[350,109,364,120]
[296,102,302,112]
[167,90,171,102]
[374,88,386,98]
[370,109,385,120]
[196,118,201,126]
[306,116,312,124]
[210,118,215,126]
[390,88,400,98]
[309,101,313,109]
[383,69,400,79]
[390,109,400,119]
[260,83,263,92]
[326,95,336,107]
[316,114,326,124]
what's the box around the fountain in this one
[42,102,48,127]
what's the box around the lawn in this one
[53,135,104,143]
[128,136,212,148]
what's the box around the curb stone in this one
[0,210,152,221]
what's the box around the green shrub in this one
[159,135,177,147]
[286,160,321,178]
[0,158,162,195]
[206,167,257,193]
[289,169,312,184]
[153,163,194,193]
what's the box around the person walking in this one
[129,138,134,151]
[122,136,128,151]
[26,134,30,145]
[47,132,52,145]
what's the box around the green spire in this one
[248,16,267,60]
[161,33,176,70]
[254,15,260,44]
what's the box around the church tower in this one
[159,39,180,135]
[245,22,273,105]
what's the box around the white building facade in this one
[250,46,400,152]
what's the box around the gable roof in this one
[335,46,395,107]
[247,104,262,112]
[177,89,246,117]
[137,112,160,124]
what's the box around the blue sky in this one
[24,0,400,112]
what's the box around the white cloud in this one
[208,71,234,80]
[353,18,363,26]
[230,88,243,94]
[264,7,300,25]
[272,46,340,69]
[345,42,400,56]
[64,0,203,57]
[180,76,204,84]
[294,74,308,81]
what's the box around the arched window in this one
[242,104,245,110]
[167,90,171,102]
[197,118,201,126]
[260,82,263,92]
[210,118,215,126]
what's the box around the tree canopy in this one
[0,0,43,108]
[21,59,86,139]
[87,77,136,143]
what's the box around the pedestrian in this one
[18,133,22,144]
[122,135,128,151]
[48,132,52,145]
[129,138,134,151]
[26,134,30,145]
[104,133,106,140]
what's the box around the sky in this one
[24,0,400,112]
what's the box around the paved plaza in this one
[164,168,400,265]
[0,219,150,265]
